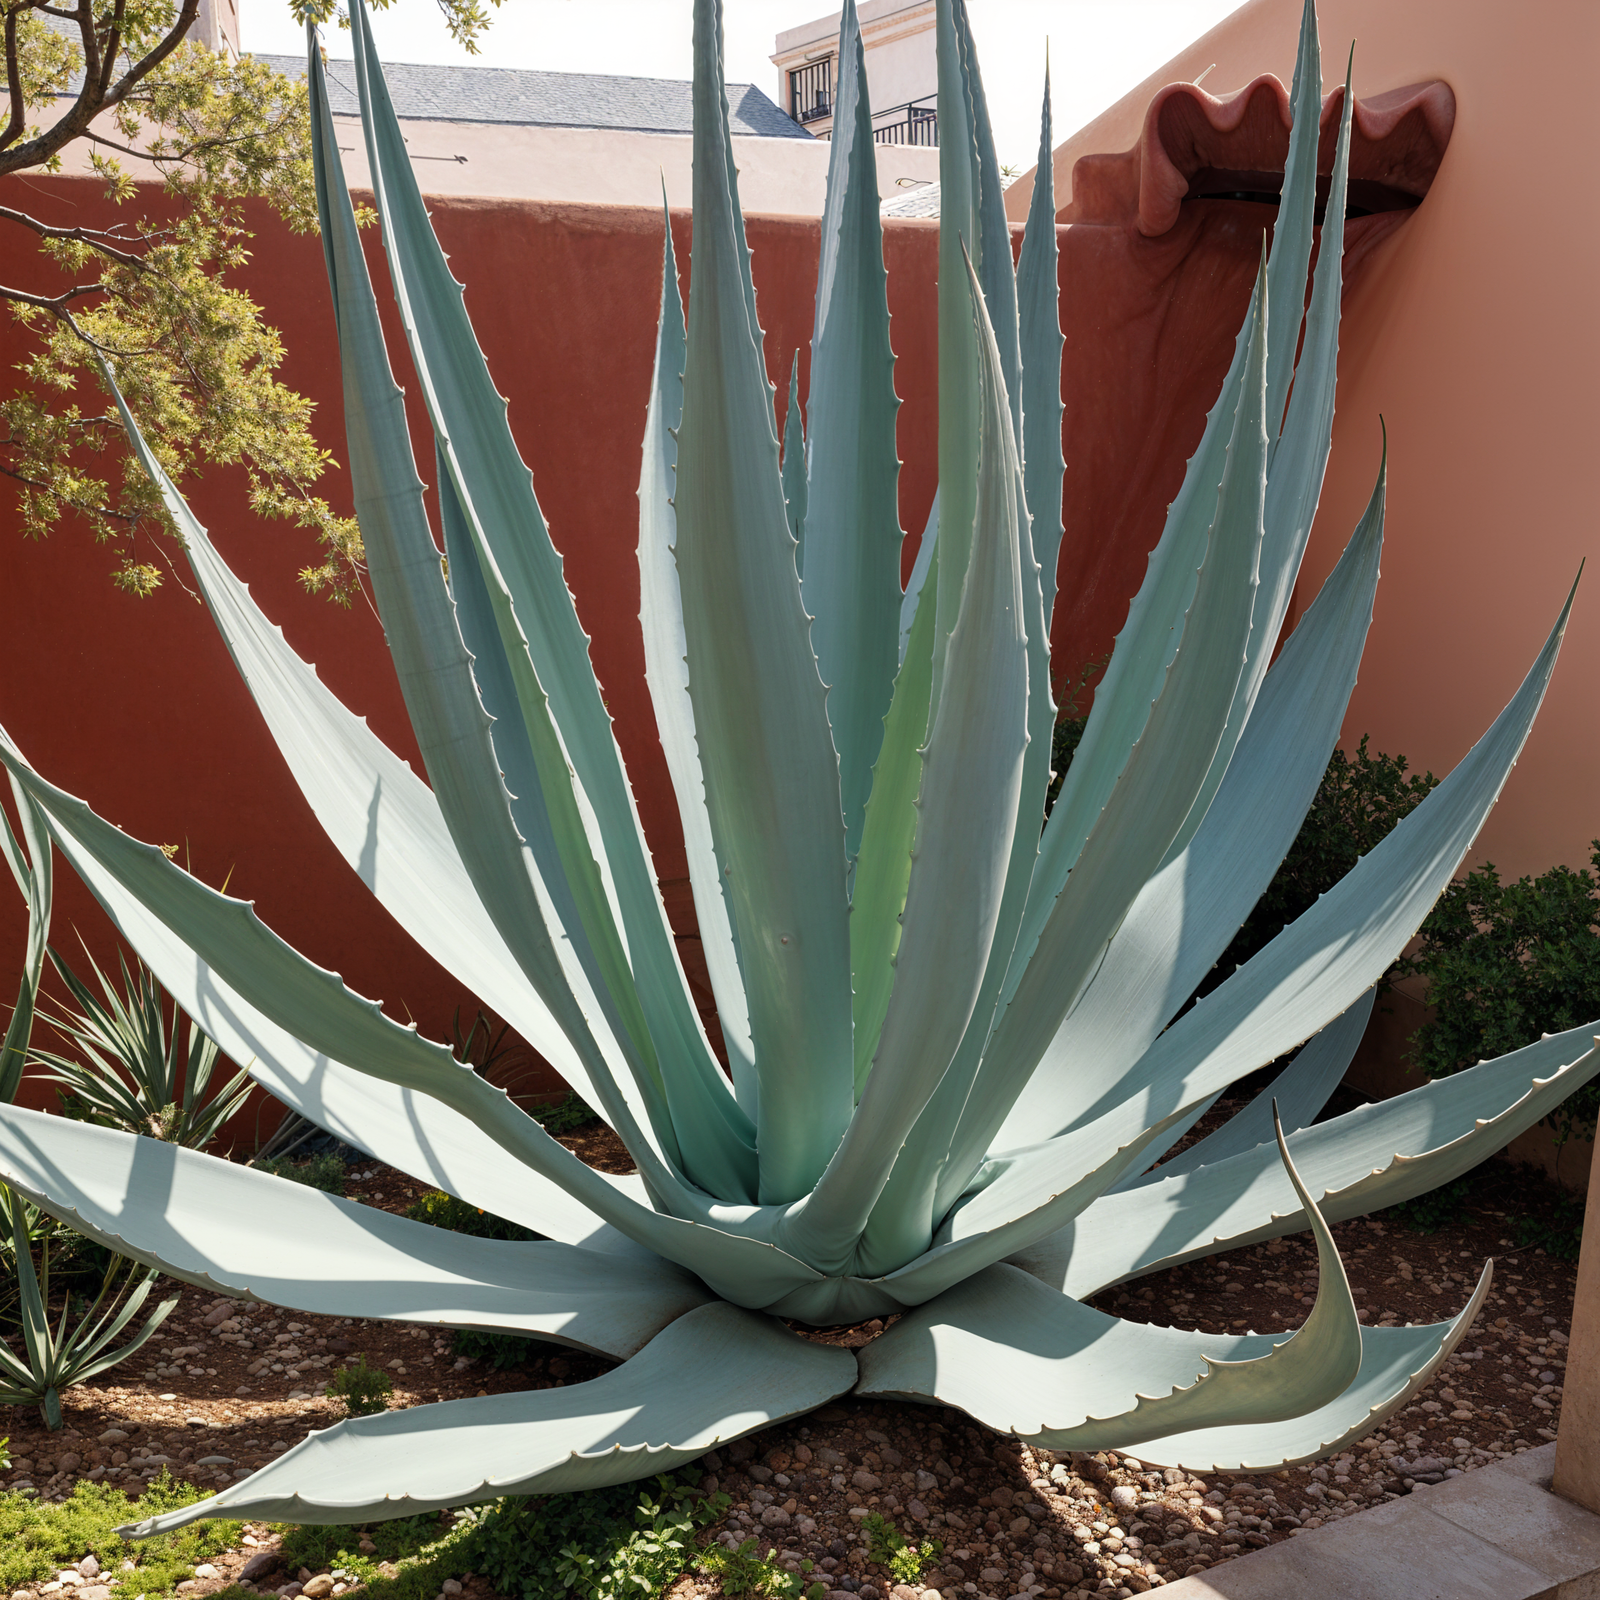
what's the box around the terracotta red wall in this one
[0,179,955,1128]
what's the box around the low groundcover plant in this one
[0,0,1592,1535]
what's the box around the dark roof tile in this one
[256,54,811,138]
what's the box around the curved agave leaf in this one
[310,34,698,1193]
[0,780,50,1101]
[1112,989,1375,1192]
[676,0,853,1203]
[853,252,1051,1278]
[898,492,939,665]
[861,1162,1362,1451]
[1119,577,1577,1133]
[1017,60,1065,627]
[0,733,827,1307]
[1019,1027,1600,1301]
[940,252,1272,1204]
[343,0,752,1195]
[1262,0,1323,443]
[789,247,1029,1273]
[999,452,1385,1147]
[802,0,904,869]
[121,1302,857,1536]
[84,356,628,1143]
[850,546,937,1096]
[638,204,757,1120]
[781,351,807,567]
[25,766,623,1247]
[1128,1264,1491,1471]
[1158,49,1356,869]
[0,1107,708,1359]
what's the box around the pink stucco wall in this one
[1010,0,1600,885]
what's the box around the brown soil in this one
[1,1112,1580,1600]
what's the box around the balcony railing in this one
[789,58,834,125]
[871,97,937,146]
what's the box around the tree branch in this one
[0,0,199,179]
[0,199,152,269]
[0,278,110,312]
[0,459,141,526]
[1,8,24,153]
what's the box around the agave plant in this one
[0,0,1590,1533]
[29,946,252,1149]
[0,788,178,1428]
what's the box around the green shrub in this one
[1512,1192,1586,1262]
[0,1472,238,1597]
[1383,1176,1473,1235]
[402,1192,543,1368]
[252,1509,477,1600]
[253,1152,347,1194]
[326,1354,393,1417]
[529,1091,598,1137]
[468,1475,723,1600]
[860,1512,942,1585]
[696,1537,824,1600]
[402,1189,540,1242]
[1402,845,1600,1146]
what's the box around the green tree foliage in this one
[0,0,496,599]
[1402,846,1600,1144]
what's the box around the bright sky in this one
[243,1,1248,170]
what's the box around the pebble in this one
[193,1567,220,1581]
[300,1577,334,1599]
[76,1562,99,1581]
[1110,1486,1139,1511]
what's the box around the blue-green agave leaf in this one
[1262,0,1323,442]
[120,1301,857,1535]
[0,780,49,1102]
[999,452,1384,1147]
[781,349,807,571]
[854,277,1053,1279]
[850,548,937,1098]
[899,491,939,665]
[1114,989,1374,1192]
[1017,58,1065,626]
[788,247,1029,1273]
[1036,1026,1600,1301]
[861,1114,1367,1450]
[1125,576,1577,1130]
[1025,308,1250,941]
[343,3,752,1190]
[311,37,702,1190]
[802,0,904,868]
[638,204,757,1121]
[0,730,823,1308]
[944,253,1272,1200]
[1125,1269,1491,1471]
[674,0,853,1203]
[1157,50,1356,869]
[0,1106,708,1360]
[87,350,627,1141]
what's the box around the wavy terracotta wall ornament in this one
[1038,56,1453,710]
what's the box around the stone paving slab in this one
[1157,1446,1600,1600]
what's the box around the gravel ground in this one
[0,1114,1581,1600]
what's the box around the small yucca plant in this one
[0,0,1589,1533]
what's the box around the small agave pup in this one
[0,0,1590,1529]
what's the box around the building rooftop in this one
[258,54,811,138]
